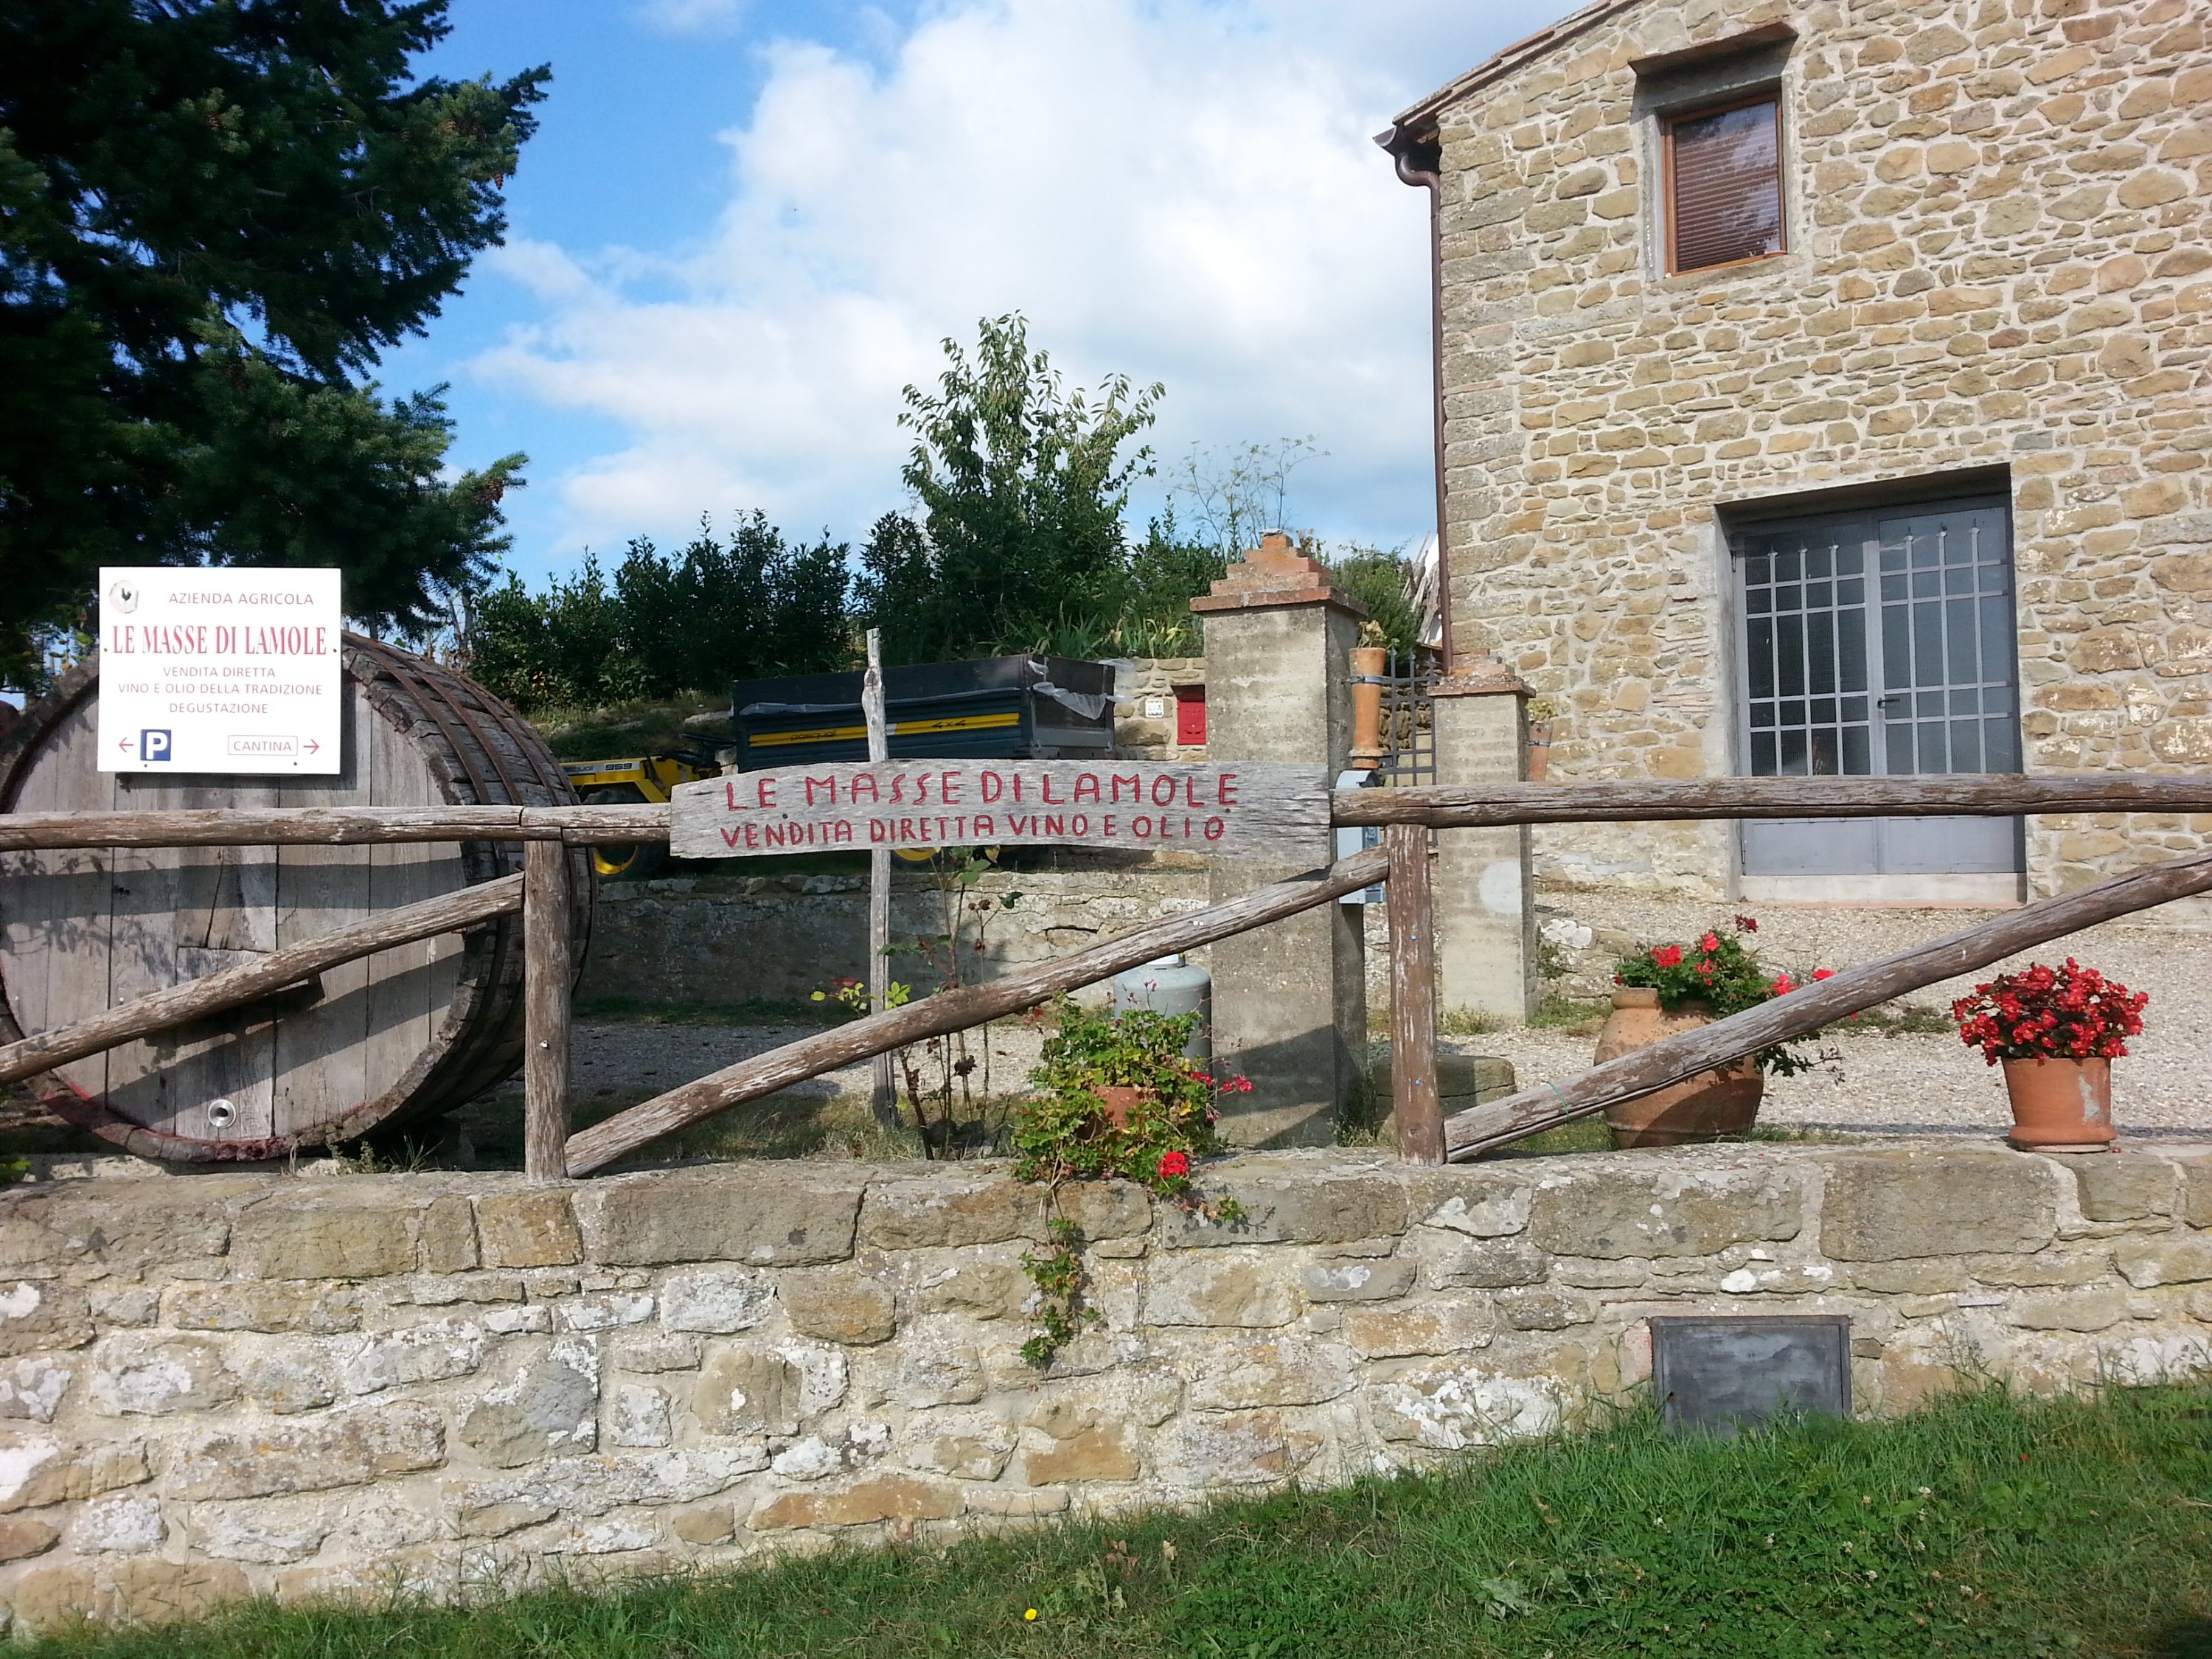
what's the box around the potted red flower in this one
[1950,959,2146,1152]
[1599,916,1826,1147]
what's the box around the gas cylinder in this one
[1110,954,1212,1063]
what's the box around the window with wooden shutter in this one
[1664,96,1784,274]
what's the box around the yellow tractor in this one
[560,754,715,880]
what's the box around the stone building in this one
[1380,0,2212,906]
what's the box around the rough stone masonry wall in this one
[1108,657,1206,760]
[578,867,1210,1009]
[2,1144,2211,1632]
[1430,0,2212,899]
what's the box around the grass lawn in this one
[24,1382,2212,1658]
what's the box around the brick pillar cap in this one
[1432,653,1532,698]
[1189,531,1368,619]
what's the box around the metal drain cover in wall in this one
[1650,1315,1851,1437]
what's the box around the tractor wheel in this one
[585,786,671,881]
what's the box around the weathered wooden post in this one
[863,629,897,1128]
[522,838,571,1180]
[1385,821,1442,1163]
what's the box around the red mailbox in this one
[1173,684,1206,746]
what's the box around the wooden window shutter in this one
[1666,97,1784,274]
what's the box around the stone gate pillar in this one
[1189,534,1367,1146]
[1431,654,1535,1021]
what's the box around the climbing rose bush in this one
[1951,959,2147,1065]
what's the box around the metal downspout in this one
[1376,124,1453,669]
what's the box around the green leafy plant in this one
[1011,999,1248,1365]
[1018,1217,1099,1368]
[1613,914,1830,1077]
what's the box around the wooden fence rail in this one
[0,874,524,1088]
[6,770,2212,1175]
[6,773,2212,852]
[1441,844,2212,1160]
[560,848,1391,1175]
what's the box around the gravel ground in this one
[565,887,2212,1147]
[1506,889,2212,1142]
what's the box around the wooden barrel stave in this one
[0,639,590,1160]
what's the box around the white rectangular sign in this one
[670,761,1329,860]
[97,567,343,774]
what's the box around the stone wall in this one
[1417,0,2212,902]
[578,866,1209,1009]
[2,1143,2209,1631]
[1107,657,1206,760]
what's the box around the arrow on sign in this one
[303,739,321,754]
[116,738,133,753]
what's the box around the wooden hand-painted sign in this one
[669,761,1327,860]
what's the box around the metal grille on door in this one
[1735,499,2023,880]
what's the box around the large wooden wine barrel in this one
[0,636,591,1161]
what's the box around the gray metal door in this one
[1735,500,2023,878]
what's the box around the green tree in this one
[1326,549,1422,656]
[860,313,1163,664]
[465,514,852,713]
[0,0,550,689]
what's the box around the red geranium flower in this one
[1652,944,1683,968]
[1700,931,1720,953]
[1812,967,1835,981]
[1157,1150,1190,1180]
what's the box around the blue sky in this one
[384,0,1580,587]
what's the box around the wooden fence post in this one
[523,840,572,1180]
[1385,822,1442,1164]
[863,629,898,1129]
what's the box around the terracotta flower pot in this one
[1596,987,1765,1148]
[1095,1085,1152,1130]
[2000,1057,2115,1152]
[1349,645,1388,770]
[1526,718,1553,783]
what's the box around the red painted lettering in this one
[1111,773,1141,803]
[1071,813,1090,837]
[1204,817,1225,841]
[974,815,995,838]
[852,774,880,804]
[891,773,907,803]
[834,821,855,844]
[720,826,745,847]
[1040,775,1062,805]
[1073,773,1101,804]
[1217,773,1239,807]
[1043,815,1065,837]
[981,771,1004,803]
[941,771,962,804]
[1184,776,1203,807]
[870,819,888,844]
[1102,816,1116,837]
[1012,774,1023,802]
[757,776,777,809]
[804,775,837,806]
[1151,775,1178,806]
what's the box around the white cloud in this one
[473,0,1574,560]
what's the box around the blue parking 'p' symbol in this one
[141,730,173,762]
